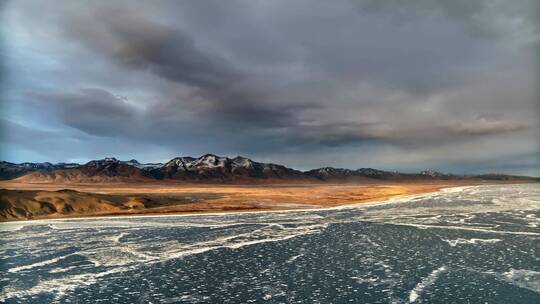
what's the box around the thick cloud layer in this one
[1,0,538,175]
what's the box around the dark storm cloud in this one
[29,88,138,137]
[63,7,241,90]
[54,4,311,131]
[1,0,538,174]
[283,122,393,147]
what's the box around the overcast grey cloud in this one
[0,0,538,175]
[29,88,139,137]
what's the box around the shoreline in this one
[0,183,480,223]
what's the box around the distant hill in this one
[304,167,403,181]
[12,158,153,183]
[3,154,538,184]
[0,161,79,180]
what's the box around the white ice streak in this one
[161,223,326,260]
[8,253,76,273]
[409,266,448,302]
[441,238,502,247]
[0,222,28,232]
[387,222,540,236]
[286,254,303,263]
[499,269,540,292]
[525,213,540,228]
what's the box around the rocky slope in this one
[0,189,126,220]
[0,189,207,220]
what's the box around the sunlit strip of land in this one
[0,180,512,221]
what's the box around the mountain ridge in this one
[2,154,538,183]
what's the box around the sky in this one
[0,0,539,175]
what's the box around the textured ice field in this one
[1,184,539,303]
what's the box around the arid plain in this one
[0,180,490,221]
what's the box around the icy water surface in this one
[1,184,539,303]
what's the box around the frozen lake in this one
[1,184,539,303]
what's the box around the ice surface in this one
[0,184,539,303]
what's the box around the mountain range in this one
[1,154,537,183]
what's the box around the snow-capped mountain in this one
[123,159,164,170]
[79,158,145,178]
[149,154,306,181]
[419,169,452,178]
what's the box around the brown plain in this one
[0,180,488,222]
